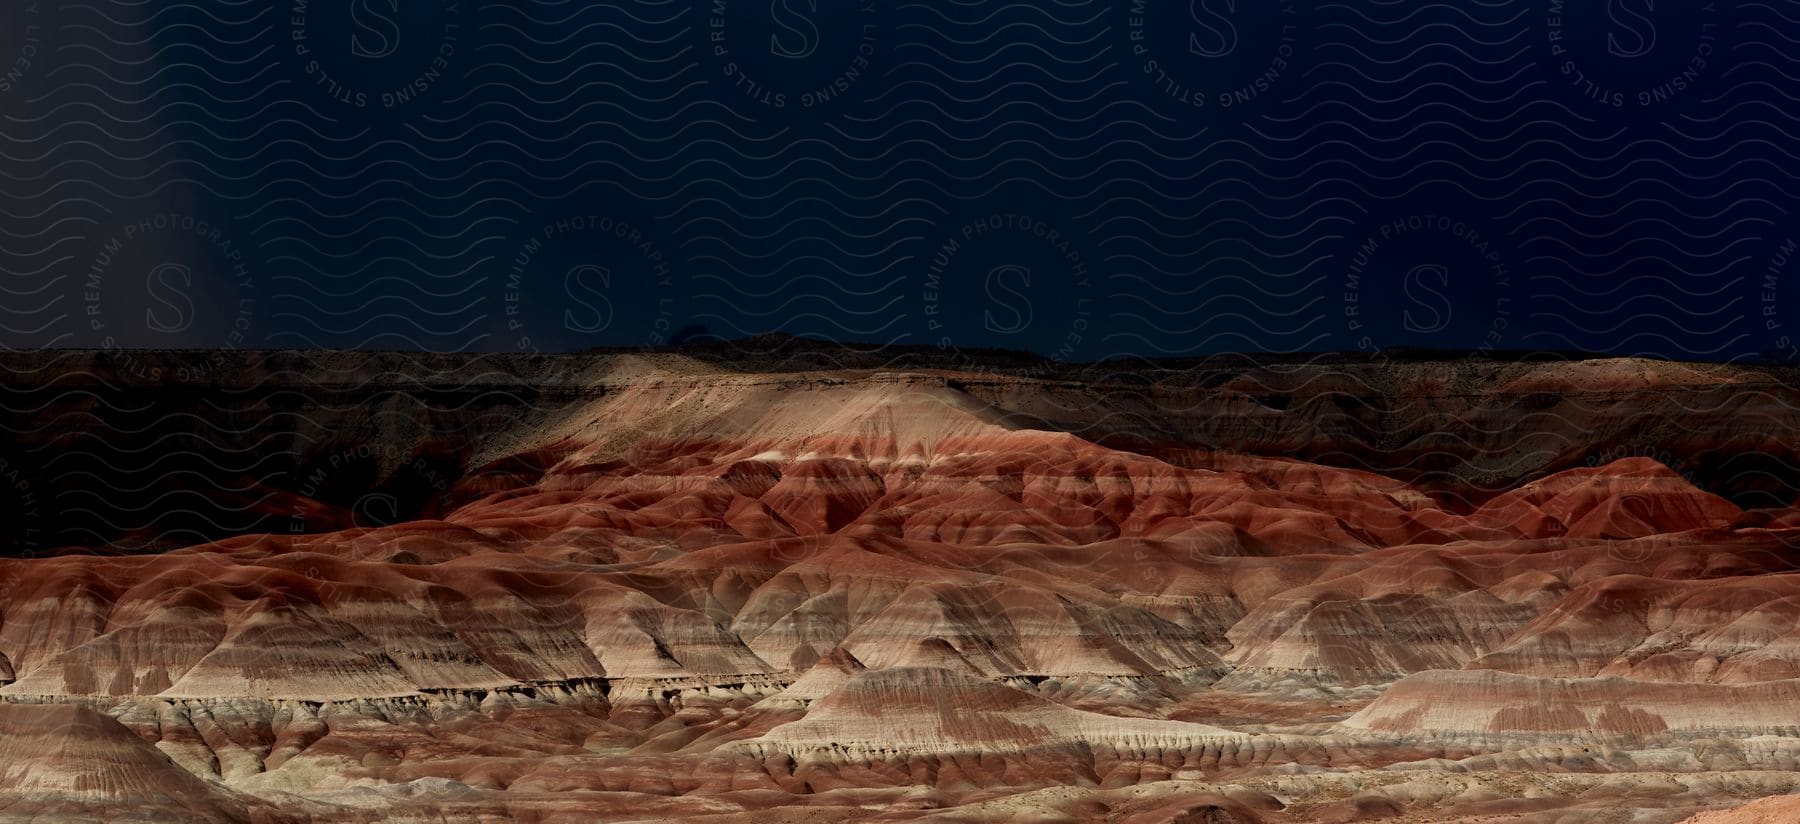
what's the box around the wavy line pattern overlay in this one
[2,2,1800,552]
[7,7,1800,822]
[0,1,1792,359]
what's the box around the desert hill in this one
[2,348,1799,821]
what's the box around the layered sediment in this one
[2,347,1800,821]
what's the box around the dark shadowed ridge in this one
[4,336,1800,554]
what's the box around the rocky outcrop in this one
[1682,795,1800,823]
[0,703,283,822]
[1,350,1800,821]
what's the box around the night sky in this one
[0,0,1793,362]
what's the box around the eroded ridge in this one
[3,352,1800,822]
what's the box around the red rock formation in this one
[1,351,1799,821]
[1682,795,1800,823]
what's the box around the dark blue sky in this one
[0,0,1792,361]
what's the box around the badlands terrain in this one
[3,342,1800,821]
